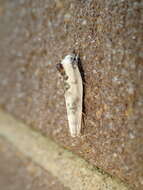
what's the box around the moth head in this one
[62,54,78,65]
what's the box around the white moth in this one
[57,53,83,137]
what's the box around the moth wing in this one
[64,65,83,137]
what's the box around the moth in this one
[57,53,83,137]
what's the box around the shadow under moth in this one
[57,53,83,137]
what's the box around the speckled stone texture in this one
[0,0,142,189]
[0,137,69,190]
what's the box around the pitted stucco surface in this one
[0,137,69,190]
[0,0,143,189]
[0,109,130,190]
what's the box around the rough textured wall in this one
[0,0,143,189]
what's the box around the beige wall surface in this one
[0,109,130,190]
[0,0,143,189]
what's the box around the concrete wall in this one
[0,0,143,189]
[0,109,129,190]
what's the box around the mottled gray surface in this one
[0,0,143,189]
[0,137,69,190]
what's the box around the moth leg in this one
[82,112,86,117]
